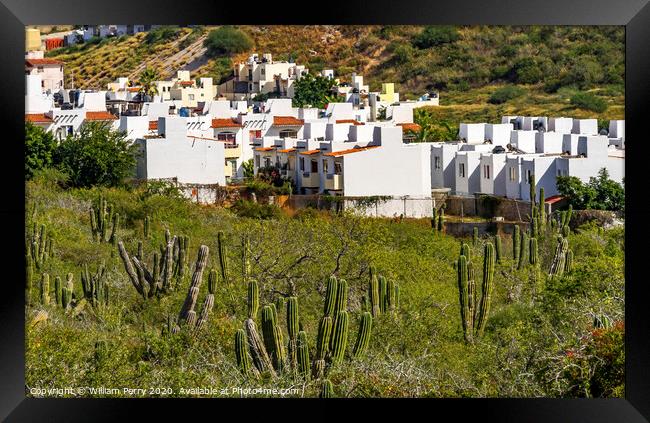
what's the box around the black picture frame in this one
[1,0,648,420]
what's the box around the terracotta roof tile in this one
[148,120,158,130]
[397,123,422,132]
[211,118,242,129]
[179,81,194,86]
[273,116,304,126]
[335,119,365,125]
[85,111,118,121]
[25,113,53,123]
[255,147,275,152]
[324,146,380,157]
[544,195,565,204]
[277,148,297,153]
[300,149,321,155]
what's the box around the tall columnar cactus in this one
[195,269,217,330]
[549,237,569,279]
[538,187,546,234]
[178,245,209,323]
[352,312,373,358]
[26,250,33,307]
[54,276,62,306]
[324,276,338,317]
[334,279,348,313]
[28,223,53,270]
[315,316,333,360]
[369,273,380,317]
[564,249,574,273]
[562,224,570,238]
[530,207,538,239]
[320,379,335,398]
[262,304,287,372]
[386,279,397,313]
[494,234,502,264]
[460,242,471,263]
[432,208,438,231]
[118,235,177,300]
[287,296,299,374]
[330,311,349,365]
[235,329,259,378]
[529,238,538,265]
[475,242,495,338]
[247,280,259,319]
[61,273,74,310]
[457,255,470,342]
[144,215,151,239]
[40,273,50,305]
[437,208,445,232]
[81,262,108,307]
[89,195,119,244]
[517,231,529,270]
[473,226,479,246]
[378,275,387,314]
[217,231,228,286]
[513,225,520,262]
[297,331,311,380]
[244,317,276,377]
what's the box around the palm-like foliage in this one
[138,68,160,98]
[411,109,459,142]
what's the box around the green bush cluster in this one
[570,92,608,113]
[204,26,253,57]
[488,85,526,104]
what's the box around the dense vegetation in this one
[46,25,624,125]
[26,176,624,398]
[557,169,625,213]
[204,26,254,57]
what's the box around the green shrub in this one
[413,26,459,49]
[145,26,180,44]
[203,26,253,57]
[230,199,281,220]
[25,122,58,179]
[488,86,525,104]
[570,92,608,113]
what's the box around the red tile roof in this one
[335,119,365,125]
[25,58,64,67]
[255,147,275,152]
[179,81,194,86]
[148,120,158,130]
[85,111,118,121]
[211,118,242,129]
[397,123,422,132]
[544,195,565,204]
[273,116,304,126]
[25,113,53,123]
[127,87,141,92]
[277,148,297,153]
[300,149,321,155]
[324,146,380,157]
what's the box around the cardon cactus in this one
[529,238,538,265]
[378,275,387,314]
[247,280,259,319]
[564,249,574,273]
[432,208,438,231]
[517,231,529,270]
[457,255,470,342]
[369,273,380,317]
[28,223,53,270]
[324,276,338,317]
[538,187,546,234]
[217,231,228,286]
[329,311,349,365]
[144,215,150,239]
[242,235,251,283]
[61,273,74,309]
[494,234,502,264]
[297,331,310,380]
[81,262,108,307]
[473,226,479,246]
[287,296,299,374]
[549,237,569,278]
[244,318,276,377]
[235,328,259,378]
[513,225,520,262]
[315,316,333,360]
[54,276,62,306]
[178,245,209,323]
[320,379,335,398]
[89,195,119,244]
[475,242,495,338]
[437,208,445,232]
[334,279,348,313]
[195,270,216,331]
[352,312,373,358]
[40,273,50,305]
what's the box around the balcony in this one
[301,171,320,188]
[224,143,241,159]
[324,174,343,191]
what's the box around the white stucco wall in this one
[535,132,564,154]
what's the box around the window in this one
[323,159,329,173]
[299,157,305,171]
[188,94,195,101]
[334,162,342,175]
[249,130,262,142]
[509,167,516,181]
[217,132,236,143]
[434,156,441,170]
[279,129,298,139]
[484,165,490,179]
[248,69,253,80]
[311,159,318,173]
[459,163,465,178]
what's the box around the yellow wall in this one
[381,83,398,103]
[26,28,41,51]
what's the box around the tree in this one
[242,159,255,178]
[25,122,57,179]
[204,26,253,57]
[54,122,138,188]
[413,26,459,49]
[556,168,624,212]
[137,68,160,99]
[292,73,339,109]
[570,92,608,113]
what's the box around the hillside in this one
[45,25,625,122]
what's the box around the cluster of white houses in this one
[25,46,624,217]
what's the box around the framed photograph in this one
[1,0,649,420]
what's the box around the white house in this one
[479,152,508,196]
